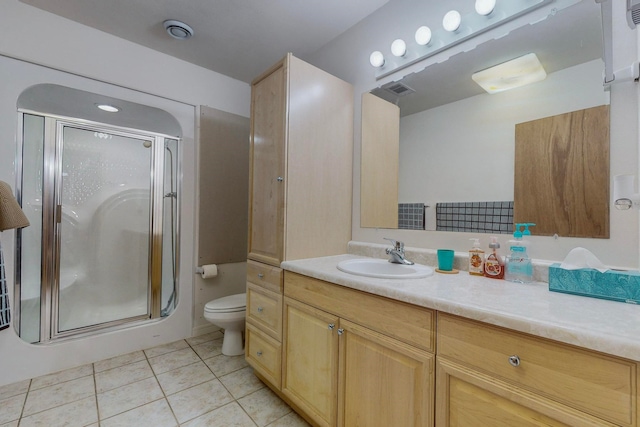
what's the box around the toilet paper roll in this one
[200,264,218,279]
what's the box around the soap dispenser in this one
[483,236,504,279]
[468,238,484,276]
[505,223,535,283]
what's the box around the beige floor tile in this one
[266,411,311,427]
[94,350,146,373]
[166,379,234,424]
[0,380,30,401]
[186,330,223,346]
[100,398,177,427]
[144,340,189,358]
[0,421,19,427]
[0,393,26,425]
[97,377,163,420]
[191,338,223,359]
[30,364,93,390]
[156,361,215,396]
[238,388,292,427]
[18,396,98,427]
[219,367,264,399]
[181,402,257,427]
[23,376,94,417]
[95,359,153,393]
[148,347,200,375]
[204,354,248,377]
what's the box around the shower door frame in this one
[16,110,175,342]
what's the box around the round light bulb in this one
[475,0,496,16]
[369,51,385,68]
[443,10,462,32]
[415,26,432,46]
[390,39,407,57]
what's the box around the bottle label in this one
[484,258,503,277]
[469,252,484,274]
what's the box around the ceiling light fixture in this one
[95,104,120,113]
[415,26,433,46]
[442,10,462,32]
[391,39,407,57]
[475,0,497,16]
[163,19,194,40]
[471,53,547,94]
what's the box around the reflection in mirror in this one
[363,1,609,236]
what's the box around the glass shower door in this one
[55,126,154,333]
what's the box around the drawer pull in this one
[257,351,263,357]
[277,176,284,182]
[508,355,521,367]
[257,306,264,313]
[257,273,264,279]
[337,328,344,336]
[328,323,335,330]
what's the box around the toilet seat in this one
[204,293,246,313]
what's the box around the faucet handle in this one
[383,237,403,251]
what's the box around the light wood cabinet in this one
[247,53,353,267]
[283,272,435,427]
[436,313,638,427]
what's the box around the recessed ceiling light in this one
[96,104,120,113]
[163,20,194,40]
[472,53,547,94]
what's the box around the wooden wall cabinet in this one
[247,53,354,267]
[436,313,637,427]
[282,272,435,427]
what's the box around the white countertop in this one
[281,254,640,362]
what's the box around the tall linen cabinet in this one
[245,53,354,408]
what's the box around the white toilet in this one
[203,293,247,356]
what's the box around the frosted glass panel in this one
[57,127,152,331]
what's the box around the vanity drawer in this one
[437,313,637,426]
[246,323,281,388]
[246,283,282,341]
[247,260,283,293]
[284,272,434,352]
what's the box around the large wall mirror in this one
[361,0,609,237]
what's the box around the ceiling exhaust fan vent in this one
[383,82,416,97]
[628,0,640,28]
[163,20,194,40]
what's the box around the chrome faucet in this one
[384,238,414,265]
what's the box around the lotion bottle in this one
[468,238,484,276]
[483,236,504,279]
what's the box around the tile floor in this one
[0,331,311,427]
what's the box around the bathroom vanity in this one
[246,253,640,427]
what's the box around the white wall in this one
[0,1,250,386]
[307,0,640,268]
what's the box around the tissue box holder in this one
[549,264,640,305]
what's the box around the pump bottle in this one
[505,223,535,283]
[483,236,504,279]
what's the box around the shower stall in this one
[16,109,179,343]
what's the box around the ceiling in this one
[19,0,389,83]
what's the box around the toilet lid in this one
[204,293,246,313]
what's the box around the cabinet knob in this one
[277,176,284,182]
[257,351,263,357]
[337,328,344,336]
[257,273,264,279]
[328,323,335,330]
[257,306,264,313]
[508,355,521,367]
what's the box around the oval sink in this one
[337,258,434,279]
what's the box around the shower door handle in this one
[56,204,62,223]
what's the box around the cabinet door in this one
[338,319,434,427]
[248,62,286,266]
[282,297,339,427]
[436,358,616,427]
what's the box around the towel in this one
[0,241,10,331]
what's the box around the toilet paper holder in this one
[195,264,218,279]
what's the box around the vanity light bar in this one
[369,0,553,78]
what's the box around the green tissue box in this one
[548,264,640,304]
